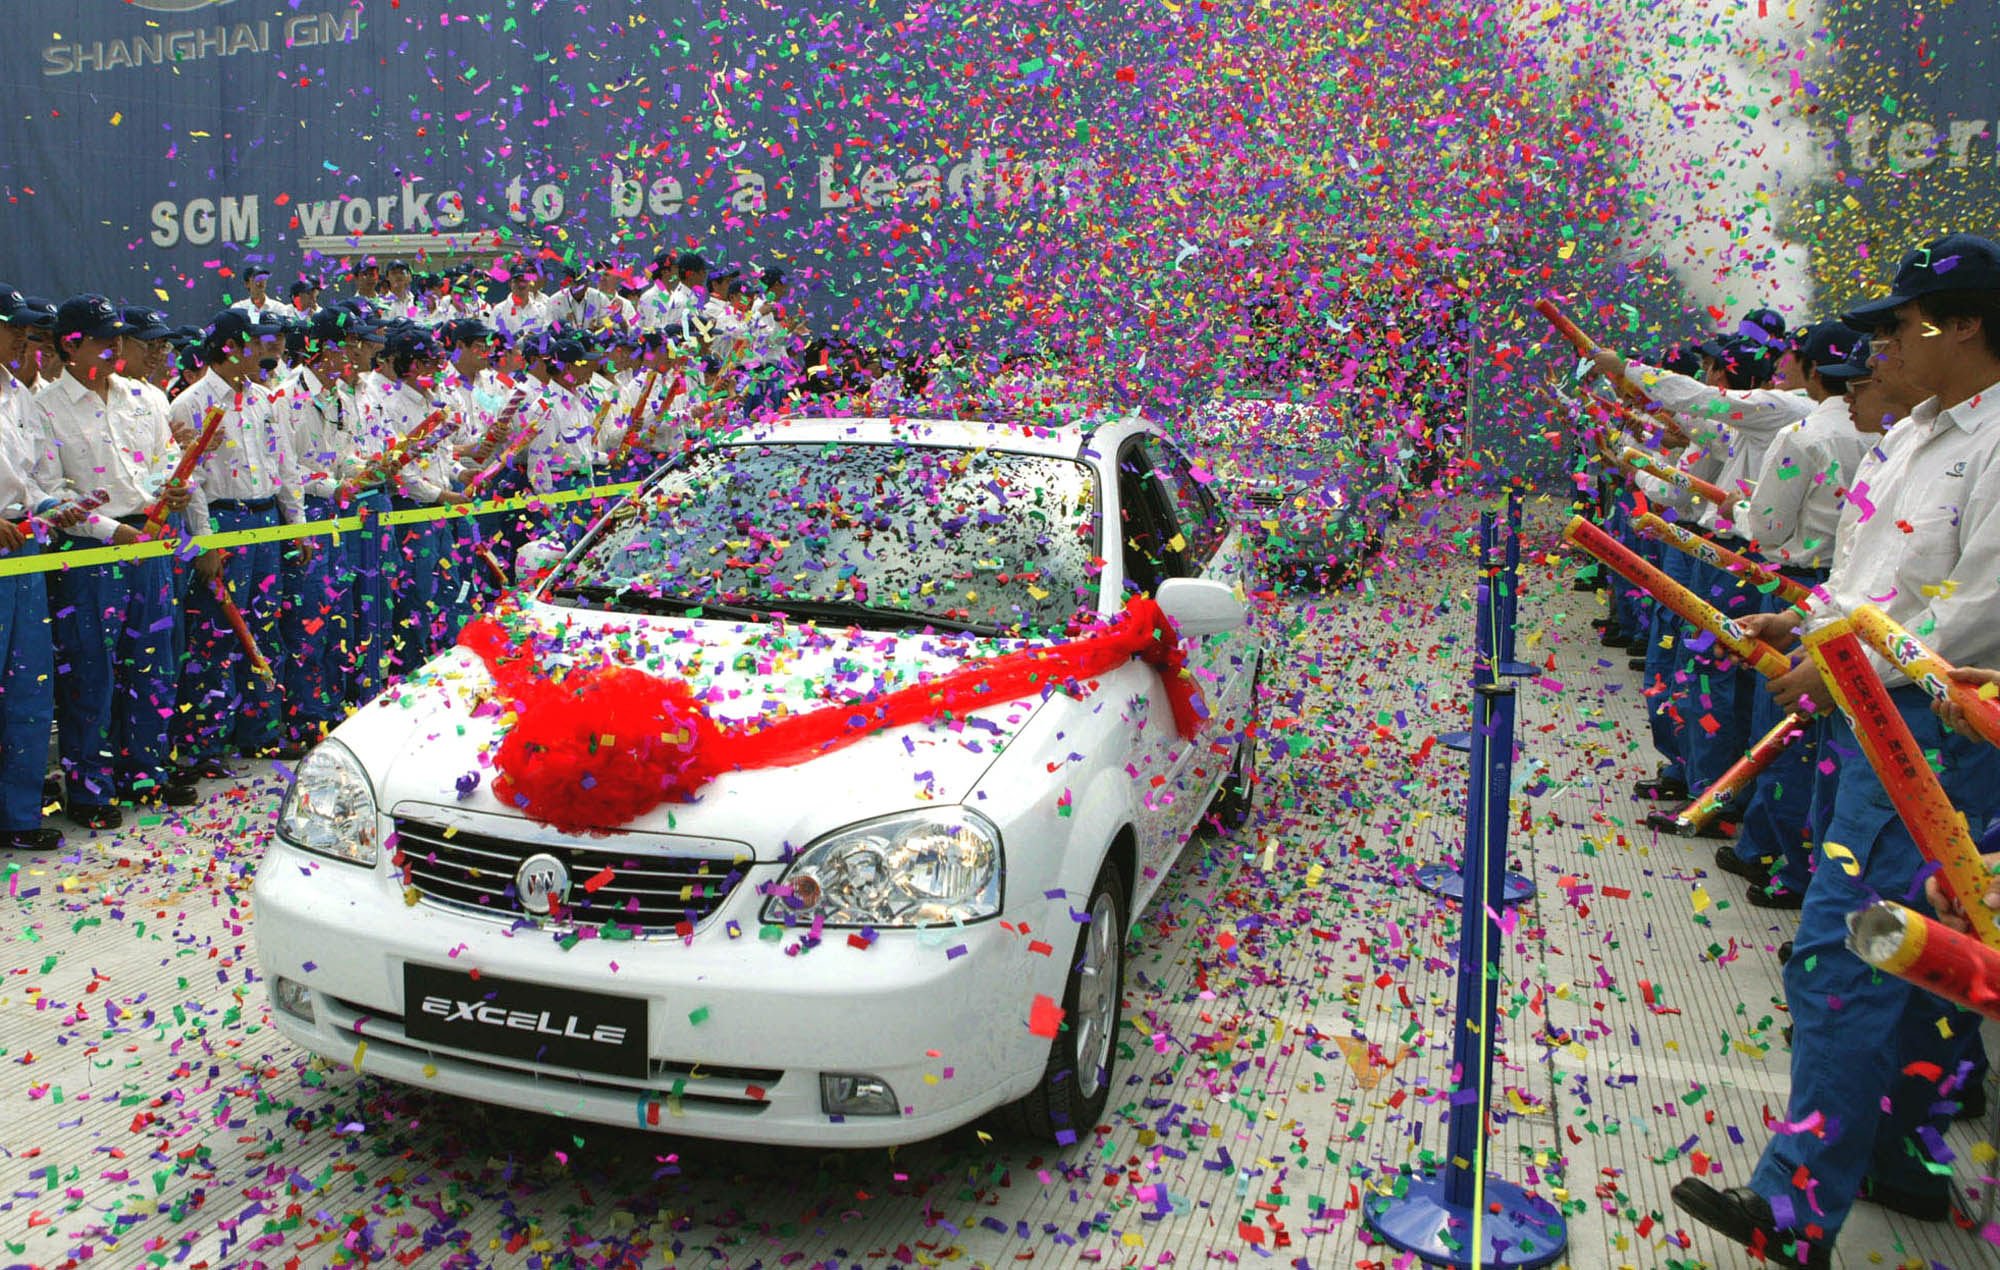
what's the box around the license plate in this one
[402,963,649,1079]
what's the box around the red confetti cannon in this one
[608,368,665,467]
[1848,901,2000,1023]
[1612,446,1738,510]
[1804,620,2000,952]
[209,572,276,685]
[140,405,225,539]
[1672,709,1809,834]
[1562,516,1791,679]
[1850,604,2000,750]
[335,408,450,502]
[1631,512,1811,608]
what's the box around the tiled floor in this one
[3,496,1995,1268]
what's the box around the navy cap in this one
[384,327,441,361]
[17,297,58,330]
[167,324,205,351]
[761,266,786,287]
[119,306,174,342]
[676,251,707,274]
[203,307,283,349]
[1794,320,1864,371]
[288,280,316,300]
[385,259,411,273]
[0,287,29,326]
[1736,307,1787,346]
[56,295,136,342]
[439,317,495,347]
[245,266,273,282]
[1818,334,1876,383]
[1844,233,2000,330]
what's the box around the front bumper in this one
[252,841,1061,1147]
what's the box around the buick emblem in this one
[515,853,571,916]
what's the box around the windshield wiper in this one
[545,583,765,622]
[759,597,1000,637]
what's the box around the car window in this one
[552,442,1100,636]
[1142,438,1226,568]
[1116,441,1177,596]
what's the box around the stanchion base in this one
[1497,660,1539,678]
[1364,1172,1568,1269]
[1414,865,1535,905]
[1440,730,1472,752]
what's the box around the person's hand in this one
[1768,657,1829,715]
[194,548,224,582]
[1589,348,1626,380]
[1738,609,1803,651]
[1926,850,2000,934]
[109,523,143,546]
[0,519,26,553]
[291,537,318,564]
[159,481,191,512]
[1937,666,2000,740]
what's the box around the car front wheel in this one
[1004,857,1126,1143]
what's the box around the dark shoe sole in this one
[1858,1178,1950,1222]
[1670,1179,1830,1268]
[1746,886,1805,910]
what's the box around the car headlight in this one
[762,809,1002,928]
[276,739,381,867]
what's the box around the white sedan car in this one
[255,413,1262,1147]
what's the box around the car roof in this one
[725,412,1151,461]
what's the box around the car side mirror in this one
[514,537,568,587]
[1155,577,1245,638]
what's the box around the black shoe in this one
[1633,777,1688,802]
[163,779,201,808]
[1953,1081,1987,1122]
[1777,940,1793,966]
[1713,844,1771,882]
[1592,618,1612,632]
[1627,657,1647,670]
[189,758,237,780]
[1573,577,1599,592]
[1599,628,1628,647]
[1621,638,1650,655]
[1857,1177,1950,1222]
[65,802,123,830]
[1647,805,1729,836]
[1747,881,1805,910]
[1670,1180,1831,1268]
[1,827,65,851]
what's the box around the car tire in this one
[1206,664,1260,833]
[1004,857,1126,1143]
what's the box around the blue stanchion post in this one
[1440,511,1495,756]
[1373,577,1566,1268]
[1497,490,1537,678]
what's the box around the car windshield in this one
[548,441,1101,636]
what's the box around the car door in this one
[1114,440,1187,875]
[1138,435,1255,845]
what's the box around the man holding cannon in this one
[1672,233,2000,1266]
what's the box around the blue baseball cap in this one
[1794,320,1864,371]
[1817,334,1876,383]
[56,295,136,342]
[119,306,174,342]
[1843,233,2000,330]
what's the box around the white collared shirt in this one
[39,369,182,540]
[637,283,696,335]
[486,294,553,342]
[231,296,291,321]
[1739,395,1868,569]
[1810,379,2000,684]
[270,364,355,499]
[521,378,594,492]
[169,369,305,534]
[358,376,454,504]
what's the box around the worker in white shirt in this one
[40,297,195,824]
[9,297,60,390]
[743,266,802,414]
[377,260,423,322]
[364,327,468,670]
[1713,322,1875,905]
[487,261,554,344]
[115,307,177,425]
[1594,330,1814,829]
[547,261,617,331]
[229,267,291,322]
[597,331,696,479]
[170,309,309,767]
[1674,232,2000,1269]
[517,335,599,541]
[433,318,515,605]
[269,313,360,733]
[593,259,639,325]
[286,280,322,320]
[0,288,122,847]
[637,250,704,336]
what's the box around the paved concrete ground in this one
[4,495,1996,1268]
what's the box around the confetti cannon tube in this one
[1630,512,1811,607]
[140,405,226,539]
[210,572,276,685]
[1534,297,1662,416]
[1562,516,1792,680]
[1848,902,2000,1024]
[1850,604,2000,750]
[1614,446,1737,510]
[608,369,664,466]
[1803,620,2000,952]
[1673,710,1810,834]
[335,408,450,502]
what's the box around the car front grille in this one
[391,816,750,934]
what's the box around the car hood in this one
[336,601,1055,856]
